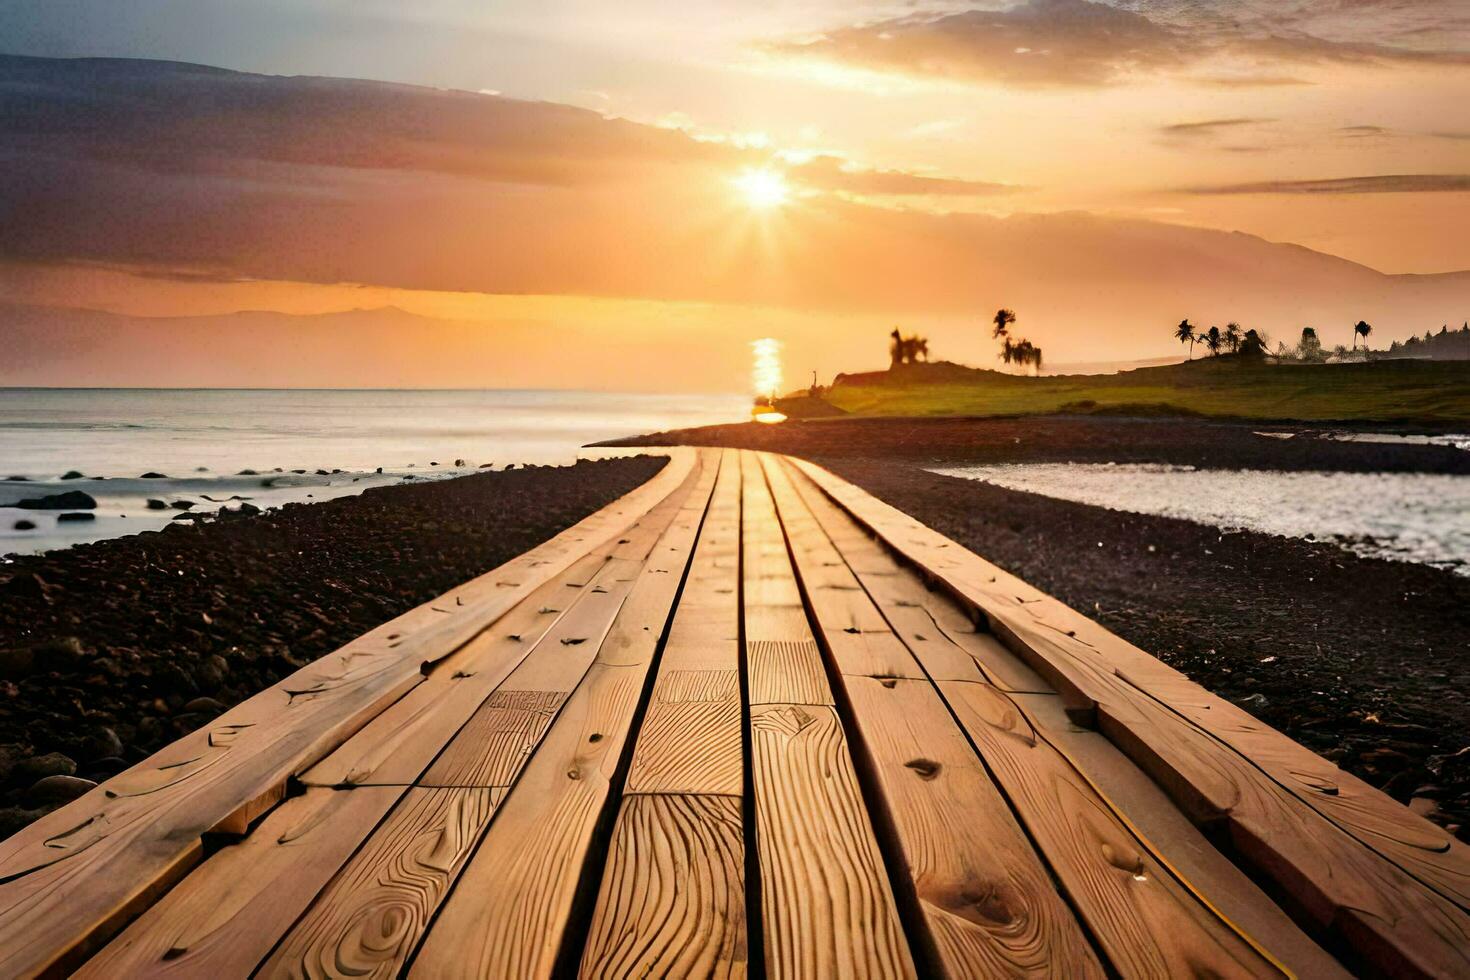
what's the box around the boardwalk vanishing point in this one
[0,448,1466,978]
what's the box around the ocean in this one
[1,388,747,555]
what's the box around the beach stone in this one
[146,499,169,510]
[15,490,97,510]
[35,635,85,666]
[0,647,34,678]
[12,519,36,530]
[82,726,123,761]
[455,459,466,467]
[25,774,97,806]
[314,469,329,475]
[57,512,96,523]
[59,471,85,480]
[139,472,168,479]
[171,500,195,510]
[237,469,259,476]
[0,745,15,783]
[181,696,225,717]
[15,752,77,781]
[86,756,129,778]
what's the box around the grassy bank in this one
[799,358,1470,425]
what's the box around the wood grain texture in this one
[625,669,743,796]
[299,554,605,787]
[419,689,564,787]
[841,676,1104,977]
[260,786,500,979]
[579,794,747,980]
[788,455,1470,977]
[0,449,696,978]
[940,681,1284,977]
[741,452,914,978]
[409,453,723,979]
[787,459,1307,976]
[749,703,915,980]
[1012,691,1352,979]
[78,787,403,979]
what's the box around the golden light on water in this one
[751,337,783,402]
[754,411,787,424]
[733,168,790,209]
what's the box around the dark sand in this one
[0,456,665,838]
[602,416,1470,840]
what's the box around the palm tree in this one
[1224,322,1243,354]
[1204,325,1223,357]
[1174,319,1196,359]
[992,308,1016,340]
[1354,320,1373,351]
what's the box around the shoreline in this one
[0,455,665,839]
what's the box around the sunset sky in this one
[1,0,1467,391]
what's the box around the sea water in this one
[930,462,1470,576]
[1,388,745,555]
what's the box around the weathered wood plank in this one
[418,689,564,787]
[578,794,747,980]
[303,454,706,789]
[623,449,743,795]
[742,452,914,979]
[1012,691,1352,979]
[0,449,696,978]
[763,456,1103,977]
[788,455,1470,977]
[787,457,1321,976]
[77,787,402,978]
[408,450,721,978]
[749,703,916,980]
[259,786,501,979]
[843,675,1104,977]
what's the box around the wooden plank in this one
[408,451,721,978]
[749,703,915,979]
[623,449,743,795]
[793,464,1348,977]
[77,787,400,978]
[418,689,564,787]
[578,794,747,980]
[1012,691,1352,979]
[788,455,1470,977]
[843,675,1104,977]
[763,457,1103,977]
[741,452,914,978]
[303,453,707,788]
[259,786,501,979]
[0,448,696,978]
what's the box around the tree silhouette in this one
[992,308,1016,341]
[889,328,929,367]
[1299,327,1323,362]
[1239,328,1267,357]
[1224,322,1243,354]
[1204,325,1223,357]
[1354,320,1373,351]
[1174,319,1197,359]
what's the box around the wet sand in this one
[0,456,665,838]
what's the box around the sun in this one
[733,168,790,209]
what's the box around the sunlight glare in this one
[733,168,790,209]
[751,337,783,402]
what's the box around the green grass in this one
[815,359,1470,425]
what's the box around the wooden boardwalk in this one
[1,447,1466,977]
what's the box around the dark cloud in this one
[1159,117,1272,136]
[1184,174,1470,194]
[772,0,1470,88]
